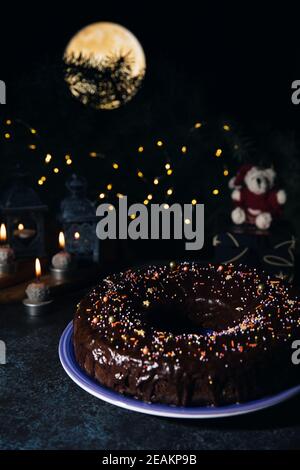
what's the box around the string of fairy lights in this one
[95,121,232,218]
[1,117,234,220]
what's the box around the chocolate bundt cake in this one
[73,263,300,406]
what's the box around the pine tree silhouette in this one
[63,52,145,109]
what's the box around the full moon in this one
[64,22,146,110]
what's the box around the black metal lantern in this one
[60,174,99,263]
[0,174,47,258]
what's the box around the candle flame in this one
[59,231,65,250]
[35,258,42,278]
[18,223,24,231]
[0,223,7,242]
[74,232,80,239]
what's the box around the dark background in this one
[0,1,300,261]
[0,4,300,452]
[1,2,298,123]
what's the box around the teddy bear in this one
[229,164,286,230]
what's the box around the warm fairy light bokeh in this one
[3,118,226,205]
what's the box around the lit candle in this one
[59,231,65,249]
[51,232,72,270]
[35,257,41,280]
[0,223,7,245]
[0,223,15,273]
[25,258,50,302]
[14,223,36,240]
[50,232,73,280]
[23,258,53,316]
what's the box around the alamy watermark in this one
[291,80,300,104]
[292,340,300,365]
[0,80,6,104]
[96,198,204,250]
[0,340,6,364]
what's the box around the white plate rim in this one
[59,321,300,419]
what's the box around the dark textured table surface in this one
[0,287,300,451]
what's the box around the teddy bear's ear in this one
[228,176,237,189]
[234,164,253,186]
[264,168,276,186]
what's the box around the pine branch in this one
[63,52,145,109]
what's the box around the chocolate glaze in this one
[73,263,300,406]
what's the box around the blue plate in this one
[59,321,300,419]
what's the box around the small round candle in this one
[0,223,15,265]
[25,258,50,302]
[51,232,72,270]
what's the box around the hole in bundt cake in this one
[144,302,200,335]
[143,297,239,335]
